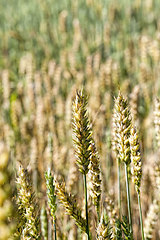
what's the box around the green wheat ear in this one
[122,216,132,240]
[115,218,123,240]
[45,168,57,221]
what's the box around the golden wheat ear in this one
[72,89,92,239]
[72,89,92,175]
[88,140,102,222]
[130,126,142,194]
[16,164,40,239]
[113,92,132,165]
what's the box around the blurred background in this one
[0,0,160,239]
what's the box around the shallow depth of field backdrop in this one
[0,0,160,239]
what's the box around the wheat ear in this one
[113,92,133,235]
[88,140,101,222]
[72,90,92,239]
[96,214,112,240]
[16,164,40,239]
[130,126,144,240]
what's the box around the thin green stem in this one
[84,174,90,240]
[118,158,121,217]
[124,163,133,235]
[96,202,100,223]
[137,192,145,240]
[53,218,57,240]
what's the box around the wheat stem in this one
[96,204,100,223]
[138,192,144,240]
[124,163,133,236]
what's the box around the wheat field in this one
[0,0,160,239]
